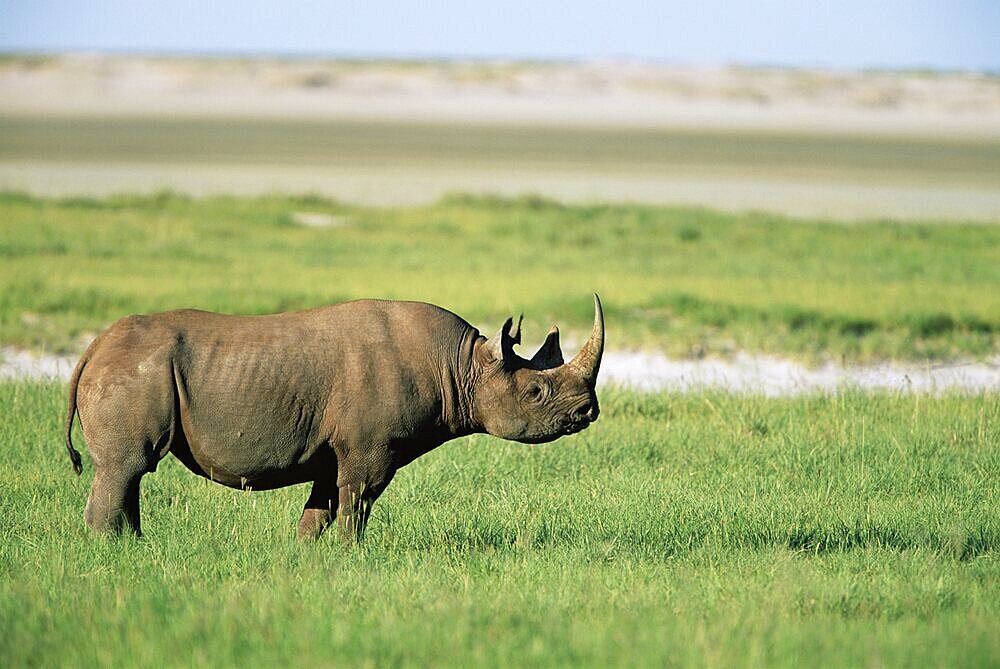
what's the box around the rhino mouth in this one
[562,419,591,435]
[517,419,590,444]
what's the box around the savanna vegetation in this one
[1,191,998,362]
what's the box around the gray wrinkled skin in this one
[64,296,604,542]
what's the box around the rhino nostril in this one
[573,402,592,421]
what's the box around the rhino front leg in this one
[337,481,374,544]
[298,479,337,541]
[336,475,393,544]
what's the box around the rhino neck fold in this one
[438,326,481,437]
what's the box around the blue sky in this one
[2,1,998,71]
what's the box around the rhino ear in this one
[484,314,523,363]
[530,326,564,369]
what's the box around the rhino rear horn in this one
[485,313,523,363]
[567,294,604,384]
[530,326,564,369]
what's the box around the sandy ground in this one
[2,55,999,221]
[599,351,1000,395]
[5,160,999,221]
[5,347,996,396]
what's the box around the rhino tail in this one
[64,351,90,476]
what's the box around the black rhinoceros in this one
[64,295,604,542]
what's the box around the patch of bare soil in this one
[6,347,996,396]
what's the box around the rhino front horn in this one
[568,293,604,384]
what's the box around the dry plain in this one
[2,55,999,221]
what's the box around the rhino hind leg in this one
[82,432,168,537]
[84,466,146,536]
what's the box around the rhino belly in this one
[172,390,326,491]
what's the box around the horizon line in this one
[2,47,997,77]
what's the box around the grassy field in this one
[0,381,996,667]
[1,191,998,362]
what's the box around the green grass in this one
[1,382,997,667]
[1,191,998,362]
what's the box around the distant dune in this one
[3,54,999,136]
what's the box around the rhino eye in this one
[524,383,544,403]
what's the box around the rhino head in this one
[471,294,604,444]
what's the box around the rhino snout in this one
[560,399,599,435]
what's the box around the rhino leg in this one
[81,428,169,537]
[336,481,372,544]
[297,478,337,541]
[84,466,145,536]
[336,476,393,544]
[79,415,169,537]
